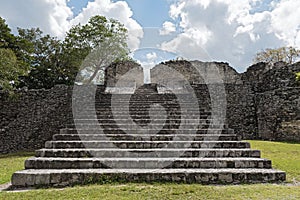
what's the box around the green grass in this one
[0,183,300,200]
[0,141,300,200]
[248,140,300,182]
[0,152,34,184]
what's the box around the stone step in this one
[12,168,286,187]
[67,123,229,129]
[88,105,211,110]
[52,134,239,141]
[73,114,212,120]
[77,100,206,103]
[35,148,260,158]
[90,100,211,104]
[78,107,209,110]
[74,109,211,113]
[79,106,208,110]
[60,128,234,135]
[80,103,211,107]
[97,95,209,98]
[76,107,210,110]
[86,100,209,104]
[75,108,212,116]
[45,141,250,149]
[81,103,208,106]
[74,119,214,123]
[74,112,211,116]
[73,115,211,119]
[24,157,272,169]
[74,118,220,125]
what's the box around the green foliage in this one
[0,17,15,49]
[296,72,300,82]
[17,28,71,89]
[0,17,30,93]
[0,17,31,71]
[64,15,130,84]
[0,15,130,90]
[253,46,300,66]
[0,48,27,93]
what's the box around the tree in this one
[0,17,29,93]
[0,17,15,49]
[253,46,300,66]
[16,28,69,89]
[63,15,130,84]
[0,48,27,93]
[0,17,31,70]
[0,15,130,89]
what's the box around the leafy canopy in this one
[0,17,28,93]
[0,15,130,90]
[64,15,130,84]
[253,46,300,66]
[0,48,27,93]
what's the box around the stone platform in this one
[11,84,286,188]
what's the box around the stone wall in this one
[104,61,144,87]
[256,87,300,141]
[0,85,73,154]
[188,84,257,140]
[152,60,300,141]
[152,60,242,85]
[251,62,300,141]
[1,60,300,154]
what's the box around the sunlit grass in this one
[0,152,34,184]
[0,183,300,200]
[248,140,300,182]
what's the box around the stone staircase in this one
[11,84,285,187]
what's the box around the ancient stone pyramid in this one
[11,84,285,188]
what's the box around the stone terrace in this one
[11,81,285,187]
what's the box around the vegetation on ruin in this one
[253,46,300,66]
[296,72,300,82]
[1,141,300,199]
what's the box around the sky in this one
[1,0,300,72]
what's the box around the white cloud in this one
[270,0,300,46]
[0,0,143,50]
[159,21,176,35]
[146,52,158,61]
[0,0,73,38]
[169,1,186,19]
[161,0,300,72]
[70,0,143,50]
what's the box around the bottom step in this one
[12,168,285,188]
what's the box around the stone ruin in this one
[2,60,295,187]
[104,61,143,94]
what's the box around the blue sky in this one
[1,0,300,72]
[117,0,171,27]
[67,0,178,66]
[68,0,172,27]
[67,0,90,16]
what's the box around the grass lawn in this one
[0,152,34,185]
[0,141,299,200]
[248,140,300,182]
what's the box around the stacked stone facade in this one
[1,60,300,154]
